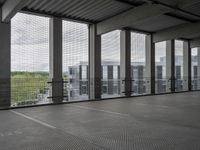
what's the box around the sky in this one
[11,13,89,72]
[11,13,49,72]
[11,13,187,73]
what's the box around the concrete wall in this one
[0,20,11,107]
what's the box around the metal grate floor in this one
[1,92,200,150]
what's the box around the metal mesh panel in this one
[155,41,168,94]
[175,40,184,92]
[11,13,50,106]
[101,30,121,98]
[62,20,89,102]
[191,48,200,90]
[131,32,149,95]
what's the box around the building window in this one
[103,66,108,80]
[81,66,87,80]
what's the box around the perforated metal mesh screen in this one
[131,32,148,95]
[11,13,50,106]
[175,40,184,92]
[62,20,89,101]
[191,48,199,90]
[155,41,167,94]
[11,13,49,72]
[101,30,121,98]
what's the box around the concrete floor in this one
[1,92,200,150]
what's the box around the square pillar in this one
[0,20,11,107]
[120,30,131,97]
[89,24,101,100]
[183,41,190,91]
[145,34,153,94]
[49,17,63,103]
[166,40,175,92]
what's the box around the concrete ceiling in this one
[2,0,200,42]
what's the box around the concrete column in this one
[0,19,11,107]
[145,34,153,94]
[49,17,63,103]
[183,41,190,91]
[166,40,175,92]
[120,30,131,97]
[89,24,101,100]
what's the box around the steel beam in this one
[2,0,27,22]
[97,4,172,35]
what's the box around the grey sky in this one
[11,13,186,72]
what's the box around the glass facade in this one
[11,13,50,106]
[131,32,149,95]
[155,41,168,94]
[101,30,121,98]
[62,20,89,101]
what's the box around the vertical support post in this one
[166,40,175,92]
[0,15,11,107]
[145,34,154,94]
[89,24,101,100]
[49,17,63,103]
[120,30,131,97]
[183,41,190,91]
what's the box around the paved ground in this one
[1,92,200,150]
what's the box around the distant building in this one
[66,56,198,100]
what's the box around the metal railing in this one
[0,76,199,108]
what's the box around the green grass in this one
[11,72,49,103]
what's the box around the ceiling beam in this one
[97,0,200,35]
[190,38,200,48]
[178,0,200,8]
[96,4,172,35]
[1,0,27,23]
[153,21,200,43]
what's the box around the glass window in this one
[11,13,50,106]
[113,66,118,79]
[103,66,108,79]
[81,66,87,80]
[62,20,89,101]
